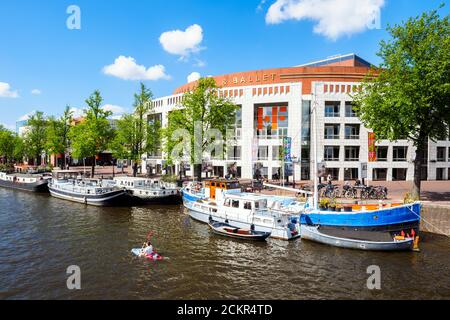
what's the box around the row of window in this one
[325,168,409,181]
[324,146,410,162]
[325,101,357,118]
[324,124,360,140]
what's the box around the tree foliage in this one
[23,111,48,165]
[111,83,158,176]
[46,106,73,168]
[69,90,113,176]
[352,6,450,197]
[163,77,239,180]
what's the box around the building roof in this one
[173,54,375,95]
[295,53,373,68]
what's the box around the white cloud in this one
[102,104,126,115]
[265,0,385,40]
[31,89,42,95]
[0,82,19,98]
[69,107,84,118]
[103,56,171,81]
[159,24,204,58]
[194,59,206,67]
[18,111,36,121]
[187,72,201,83]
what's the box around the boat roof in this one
[113,176,151,181]
[224,193,268,201]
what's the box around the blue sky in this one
[0,0,447,129]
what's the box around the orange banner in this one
[368,132,377,162]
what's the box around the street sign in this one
[360,162,368,179]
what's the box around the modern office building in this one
[144,54,450,181]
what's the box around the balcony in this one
[255,128,288,140]
[344,134,360,140]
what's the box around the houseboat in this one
[183,179,300,240]
[48,170,130,206]
[113,176,180,204]
[0,172,50,193]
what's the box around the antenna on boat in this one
[312,83,320,210]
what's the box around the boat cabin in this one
[203,178,241,202]
[222,193,268,213]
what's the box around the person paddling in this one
[140,241,154,257]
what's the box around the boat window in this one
[224,199,231,207]
[255,201,260,210]
[232,200,240,208]
[244,202,252,210]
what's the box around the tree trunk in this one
[91,156,96,178]
[133,162,138,177]
[194,163,202,181]
[412,139,426,200]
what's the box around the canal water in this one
[0,188,449,300]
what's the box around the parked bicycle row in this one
[301,180,389,200]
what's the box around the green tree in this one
[46,106,73,169]
[0,126,16,163]
[69,90,113,177]
[353,7,450,198]
[23,111,48,165]
[163,77,239,180]
[111,83,158,176]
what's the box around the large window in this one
[436,168,445,180]
[437,147,446,162]
[324,124,340,139]
[344,168,359,180]
[227,146,241,160]
[393,146,408,162]
[324,146,340,161]
[272,146,281,160]
[255,104,288,139]
[345,102,357,117]
[326,168,340,180]
[344,124,360,139]
[345,146,360,161]
[373,168,387,181]
[392,168,407,181]
[377,146,388,161]
[258,146,269,160]
[325,101,340,117]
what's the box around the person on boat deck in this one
[141,241,154,256]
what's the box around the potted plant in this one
[319,198,329,210]
[328,199,337,211]
[343,205,353,212]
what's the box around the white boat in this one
[300,225,415,251]
[113,176,180,203]
[48,170,129,206]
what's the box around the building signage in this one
[283,137,292,163]
[368,132,377,162]
[222,73,278,86]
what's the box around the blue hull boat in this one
[300,202,421,233]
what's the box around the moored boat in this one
[300,225,415,251]
[299,202,421,234]
[0,172,50,193]
[113,176,180,204]
[48,170,130,206]
[208,220,271,241]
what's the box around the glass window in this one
[392,168,407,181]
[393,146,408,161]
[377,146,388,161]
[244,202,252,210]
[373,168,387,181]
[255,104,288,139]
[325,101,340,117]
[227,146,241,160]
[324,124,340,139]
[326,168,339,180]
[258,146,269,160]
[232,200,240,208]
[344,124,360,139]
[272,146,281,160]
[345,146,360,161]
[324,146,340,161]
[345,102,357,117]
[436,168,445,180]
[344,168,359,180]
[437,147,446,162]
